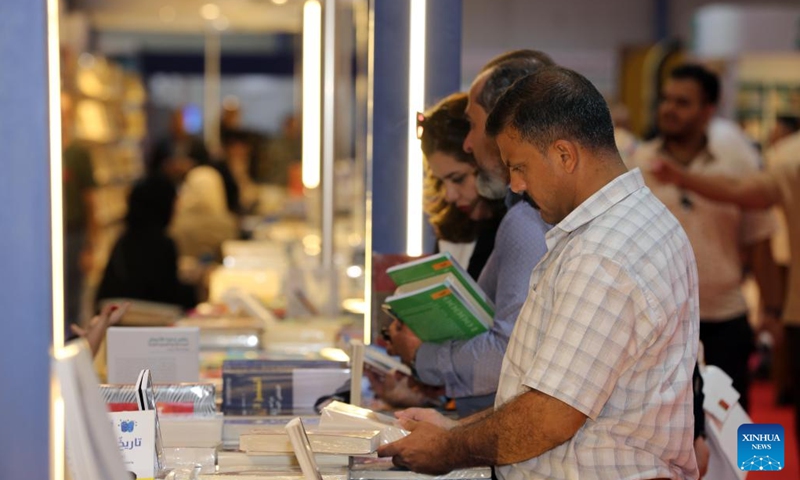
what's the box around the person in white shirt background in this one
[626,64,780,413]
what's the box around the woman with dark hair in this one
[420,92,505,279]
[95,176,196,310]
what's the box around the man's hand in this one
[650,158,684,186]
[694,436,710,478]
[387,319,423,366]
[395,407,457,430]
[377,420,460,475]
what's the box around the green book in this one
[384,273,493,343]
[386,252,495,318]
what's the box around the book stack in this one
[159,413,224,448]
[239,429,380,456]
[223,416,321,449]
[384,253,494,343]
[216,450,351,471]
[197,467,348,479]
[222,360,350,416]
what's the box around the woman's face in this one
[427,151,484,220]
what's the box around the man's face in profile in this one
[464,72,509,200]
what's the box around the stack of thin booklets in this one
[384,252,495,343]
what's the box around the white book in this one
[160,413,224,448]
[318,401,407,444]
[364,346,412,377]
[216,450,351,469]
[285,417,323,480]
[240,428,380,455]
[349,340,365,407]
[197,467,348,480]
[106,326,200,384]
[223,416,320,448]
[53,339,130,480]
[135,369,165,472]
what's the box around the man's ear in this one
[552,140,579,174]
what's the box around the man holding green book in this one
[386,50,553,416]
[380,67,700,479]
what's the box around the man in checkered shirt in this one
[379,66,700,479]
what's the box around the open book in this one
[384,269,494,343]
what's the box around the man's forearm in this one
[456,407,493,427]
[682,171,777,209]
[448,389,586,467]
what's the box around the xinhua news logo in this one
[738,423,784,472]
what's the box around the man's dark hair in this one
[669,64,720,105]
[476,51,555,112]
[776,115,800,133]
[479,49,555,73]
[486,66,618,154]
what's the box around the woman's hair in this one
[126,176,177,231]
[420,93,503,242]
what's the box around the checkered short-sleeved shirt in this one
[495,169,700,480]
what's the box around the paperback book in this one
[384,272,493,343]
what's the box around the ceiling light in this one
[200,3,221,20]
[272,0,289,5]
[302,0,322,189]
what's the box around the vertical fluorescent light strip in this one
[406,0,426,256]
[302,0,322,189]
[363,0,375,345]
[51,378,65,480]
[47,0,66,477]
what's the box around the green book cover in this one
[384,276,491,343]
[386,252,495,318]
